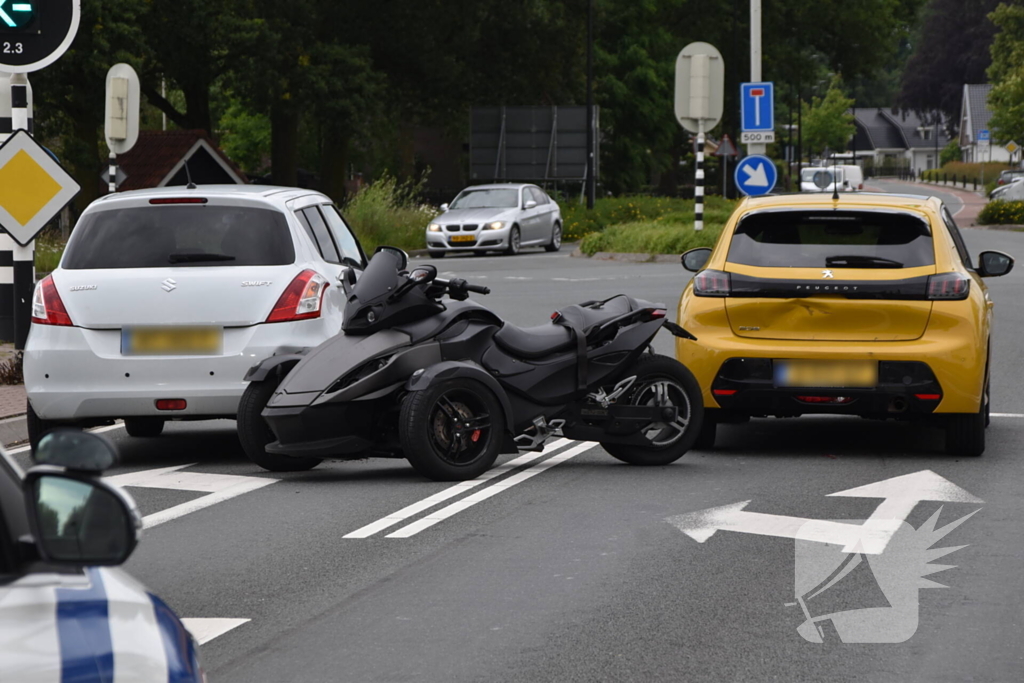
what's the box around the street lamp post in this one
[585,0,595,209]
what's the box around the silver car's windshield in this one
[450,189,519,209]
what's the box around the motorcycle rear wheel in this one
[600,354,703,466]
[400,378,505,481]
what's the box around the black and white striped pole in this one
[9,72,33,350]
[695,122,705,231]
[674,42,723,234]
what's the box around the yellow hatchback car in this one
[676,193,1014,456]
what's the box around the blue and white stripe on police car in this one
[0,567,203,683]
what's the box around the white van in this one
[799,165,863,193]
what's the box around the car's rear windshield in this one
[62,205,295,269]
[727,210,934,268]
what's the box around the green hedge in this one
[560,195,735,242]
[978,199,1024,225]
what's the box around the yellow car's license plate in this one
[122,327,222,356]
[775,360,877,388]
[450,235,475,243]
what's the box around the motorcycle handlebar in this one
[464,283,491,295]
[434,277,490,296]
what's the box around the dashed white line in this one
[386,441,597,538]
[181,618,250,645]
[343,438,574,538]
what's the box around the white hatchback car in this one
[25,185,366,447]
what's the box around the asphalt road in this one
[13,190,1024,682]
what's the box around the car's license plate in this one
[774,360,877,387]
[122,327,222,356]
[450,235,475,243]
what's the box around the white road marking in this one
[181,618,250,645]
[992,412,1024,418]
[344,438,574,538]
[668,470,982,555]
[386,441,597,538]
[105,465,277,529]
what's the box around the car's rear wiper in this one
[825,255,903,268]
[168,252,237,264]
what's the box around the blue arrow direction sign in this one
[0,0,33,29]
[734,154,777,196]
[741,82,774,132]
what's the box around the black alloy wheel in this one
[601,354,703,466]
[400,378,504,481]
[26,400,59,452]
[428,250,446,259]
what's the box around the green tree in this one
[940,139,962,166]
[801,76,855,158]
[988,3,1024,143]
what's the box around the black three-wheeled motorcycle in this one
[238,247,703,481]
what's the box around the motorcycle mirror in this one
[408,265,437,284]
[374,246,408,271]
[341,266,358,296]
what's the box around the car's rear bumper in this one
[676,309,985,415]
[707,358,944,417]
[25,319,334,421]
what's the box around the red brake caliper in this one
[471,430,481,442]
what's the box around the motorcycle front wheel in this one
[237,374,322,472]
[400,378,505,481]
[600,354,703,466]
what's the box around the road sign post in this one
[675,41,724,231]
[0,0,80,349]
[104,62,140,193]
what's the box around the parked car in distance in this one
[991,177,1024,200]
[994,169,1024,188]
[799,165,863,193]
[0,430,204,682]
[426,183,562,257]
[25,185,367,449]
[677,192,1014,457]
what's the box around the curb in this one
[570,247,679,264]
[0,414,28,448]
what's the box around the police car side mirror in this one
[681,247,712,272]
[23,469,141,566]
[33,429,117,471]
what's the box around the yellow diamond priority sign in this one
[1005,140,1020,155]
[0,130,80,246]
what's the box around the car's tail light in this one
[693,270,731,297]
[915,393,942,401]
[926,272,970,300]
[31,275,73,326]
[266,270,329,323]
[712,389,737,396]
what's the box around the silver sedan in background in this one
[426,183,562,257]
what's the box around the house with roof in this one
[848,108,950,173]
[959,84,1012,164]
[110,129,247,192]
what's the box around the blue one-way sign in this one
[734,154,777,196]
[741,82,774,132]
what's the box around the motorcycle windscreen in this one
[723,210,936,341]
[350,249,404,306]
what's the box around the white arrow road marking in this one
[742,162,770,187]
[344,438,575,538]
[387,441,597,538]
[181,618,250,646]
[667,470,982,555]
[106,465,276,529]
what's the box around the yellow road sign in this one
[1005,140,1019,155]
[0,130,80,246]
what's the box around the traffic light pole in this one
[10,72,33,350]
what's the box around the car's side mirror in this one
[681,247,712,272]
[439,203,449,212]
[977,250,1015,277]
[524,200,537,210]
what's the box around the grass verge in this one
[342,174,440,254]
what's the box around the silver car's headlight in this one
[428,223,442,232]
[485,221,505,230]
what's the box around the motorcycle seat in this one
[494,322,575,359]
